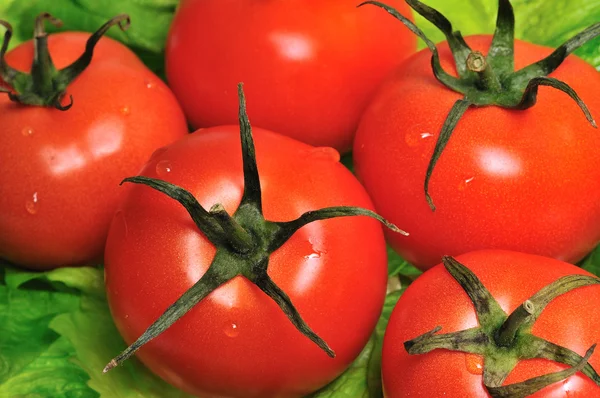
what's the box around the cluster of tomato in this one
[1,0,600,397]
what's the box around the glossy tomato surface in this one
[0,32,188,269]
[354,36,600,270]
[382,250,600,397]
[165,0,416,152]
[104,128,389,397]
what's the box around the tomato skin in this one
[382,250,600,397]
[354,35,600,270]
[0,32,188,269]
[165,0,416,153]
[104,128,388,397]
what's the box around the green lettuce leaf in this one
[417,0,600,69]
[414,0,498,45]
[580,245,600,277]
[0,263,193,397]
[50,294,193,397]
[310,288,404,398]
[4,265,105,296]
[512,0,600,69]
[0,336,96,398]
[1,0,178,75]
[366,288,403,398]
[387,247,421,280]
[0,264,93,397]
[309,337,374,398]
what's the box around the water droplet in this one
[305,237,327,259]
[25,192,39,214]
[21,127,34,137]
[304,253,321,259]
[458,176,475,191]
[224,322,239,338]
[120,106,131,116]
[464,353,483,375]
[307,147,340,162]
[405,131,433,148]
[144,80,155,89]
[155,160,172,176]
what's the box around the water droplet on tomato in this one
[305,237,327,259]
[21,127,34,137]
[155,160,172,176]
[145,80,155,89]
[307,147,340,162]
[224,322,239,338]
[458,176,475,191]
[464,353,483,375]
[25,192,39,214]
[120,106,131,116]
[405,131,433,148]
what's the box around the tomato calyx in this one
[102,83,407,373]
[359,0,600,211]
[0,13,130,110]
[404,256,600,396]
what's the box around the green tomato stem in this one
[0,13,130,109]
[402,255,600,396]
[210,203,254,253]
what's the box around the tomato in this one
[165,0,416,152]
[382,250,600,397]
[354,34,600,270]
[104,125,389,396]
[0,17,188,269]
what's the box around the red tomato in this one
[382,250,600,397]
[0,28,188,269]
[165,0,416,152]
[354,36,600,270]
[104,128,388,397]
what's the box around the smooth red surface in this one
[165,0,416,153]
[104,128,389,397]
[0,32,188,269]
[354,36,600,270]
[382,250,600,397]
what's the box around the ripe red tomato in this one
[0,21,188,269]
[382,250,600,397]
[104,128,388,397]
[354,35,600,270]
[165,0,416,152]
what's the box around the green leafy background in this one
[1,0,599,397]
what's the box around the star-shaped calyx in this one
[404,256,600,397]
[103,83,407,373]
[0,13,130,110]
[360,0,600,210]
